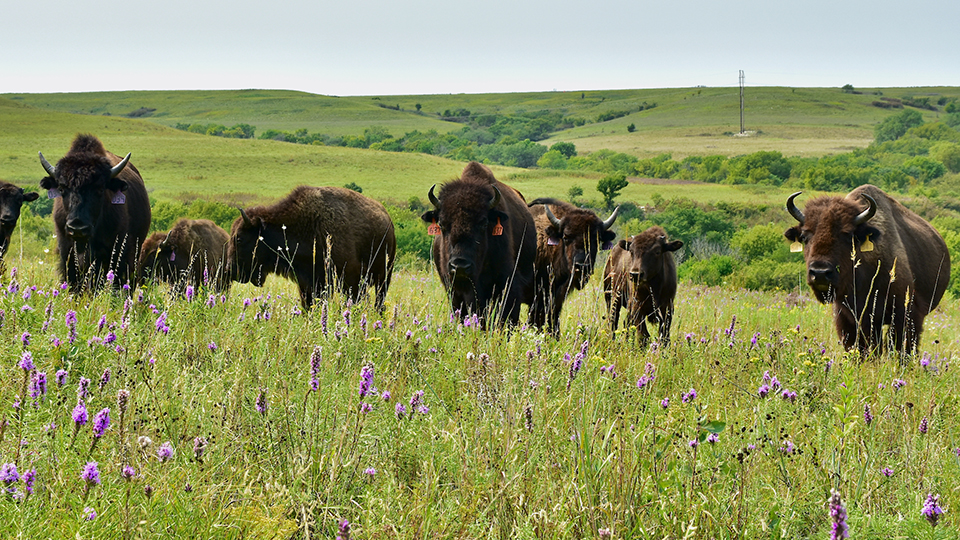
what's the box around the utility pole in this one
[739,70,745,134]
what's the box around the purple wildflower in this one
[409,390,424,415]
[255,388,268,415]
[864,404,873,426]
[97,315,107,332]
[81,461,100,486]
[155,312,169,334]
[185,285,195,302]
[919,416,928,434]
[193,436,207,461]
[92,408,110,438]
[395,402,407,420]
[828,489,849,539]
[309,346,322,391]
[880,467,894,477]
[72,400,89,428]
[706,433,719,444]
[337,519,351,540]
[689,439,699,449]
[55,369,68,387]
[84,507,97,521]
[892,378,906,391]
[682,388,697,403]
[157,441,175,463]
[30,371,47,401]
[781,389,797,403]
[22,468,35,495]
[922,493,944,527]
[779,440,795,455]
[122,466,136,481]
[99,368,111,390]
[757,384,771,398]
[20,331,30,348]
[360,402,373,414]
[0,463,18,486]
[381,390,391,402]
[661,397,669,409]
[359,364,375,398]
[363,467,376,477]
[342,309,351,327]
[117,389,130,415]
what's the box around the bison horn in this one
[786,192,805,224]
[110,153,131,178]
[489,186,502,210]
[544,204,562,228]
[240,208,254,227]
[602,205,620,230]
[854,194,877,226]
[38,152,57,178]
[428,184,440,209]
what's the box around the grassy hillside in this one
[7,86,959,159]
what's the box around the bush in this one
[731,224,785,263]
[731,261,804,291]
[874,109,924,143]
[678,255,739,287]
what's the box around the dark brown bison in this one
[138,218,231,292]
[785,184,950,355]
[527,198,619,334]
[0,181,40,260]
[38,134,151,291]
[227,186,395,310]
[421,162,536,327]
[604,226,683,345]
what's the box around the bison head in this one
[39,146,131,243]
[620,228,683,287]
[0,183,39,254]
[138,231,179,284]
[784,191,880,303]
[421,181,506,295]
[227,209,274,287]
[543,204,618,287]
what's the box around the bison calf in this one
[138,218,231,292]
[604,226,683,345]
[228,186,396,310]
[0,181,40,260]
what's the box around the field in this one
[0,87,958,538]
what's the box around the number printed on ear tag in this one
[111,191,126,205]
[427,221,440,236]
[790,241,803,253]
[47,188,60,199]
[492,217,503,236]
[861,235,874,252]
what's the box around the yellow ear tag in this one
[427,220,440,236]
[790,241,803,253]
[861,235,874,252]
[492,217,503,236]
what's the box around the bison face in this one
[39,151,130,243]
[544,206,619,288]
[0,184,39,252]
[228,213,270,287]
[138,233,182,284]
[784,192,880,303]
[622,234,683,287]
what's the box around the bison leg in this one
[655,301,674,346]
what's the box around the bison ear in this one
[107,178,129,192]
[421,210,437,225]
[784,227,801,242]
[856,226,881,246]
[618,239,631,251]
[600,229,617,243]
[39,176,58,190]
[22,191,40,202]
[664,240,684,252]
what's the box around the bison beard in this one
[227,186,396,310]
[785,185,950,355]
[422,162,536,328]
[38,134,151,292]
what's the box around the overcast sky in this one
[4,0,958,96]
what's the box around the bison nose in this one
[449,257,473,275]
[65,220,91,239]
[629,270,644,283]
[808,263,835,285]
[0,217,15,228]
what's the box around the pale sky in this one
[5,0,958,96]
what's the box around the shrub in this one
[731,224,785,263]
[731,261,804,291]
[678,255,739,287]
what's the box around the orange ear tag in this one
[427,220,440,236]
[861,235,874,252]
[790,241,803,253]
[492,217,503,236]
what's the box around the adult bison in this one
[785,185,950,355]
[527,198,619,334]
[604,226,683,346]
[0,181,40,260]
[138,218,231,292]
[421,162,536,327]
[38,134,151,291]
[227,186,395,310]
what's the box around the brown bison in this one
[0,181,40,260]
[227,186,395,310]
[527,198,619,334]
[604,226,683,345]
[39,134,151,291]
[138,218,231,292]
[421,162,536,327]
[785,184,950,355]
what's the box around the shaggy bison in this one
[785,185,950,355]
[138,218,231,292]
[421,162,536,327]
[227,186,395,310]
[604,226,683,345]
[0,181,40,260]
[527,198,619,334]
[39,134,151,291]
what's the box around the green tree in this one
[597,173,629,209]
[841,84,855,93]
[415,103,422,112]
[627,123,636,133]
[874,109,924,143]
[344,182,363,193]
[536,149,568,170]
[551,141,577,158]
[568,185,583,203]
[930,142,960,173]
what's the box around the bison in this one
[604,226,683,345]
[785,185,950,355]
[138,218,231,292]
[527,198,619,334]
[0,181,40,260]
[227,186,395,310]
[38,134,151,291]
[421,162,536,327]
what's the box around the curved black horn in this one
[240,208,254,227]
[38,152,57,178]
[110,153,131,178]
[602,205,620,230]
[160,233,171,247]
[428,184,440,209]
[854,194,877,226]
[786,192,805,224]
[489,186,501,210]
[544,204,562,228]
